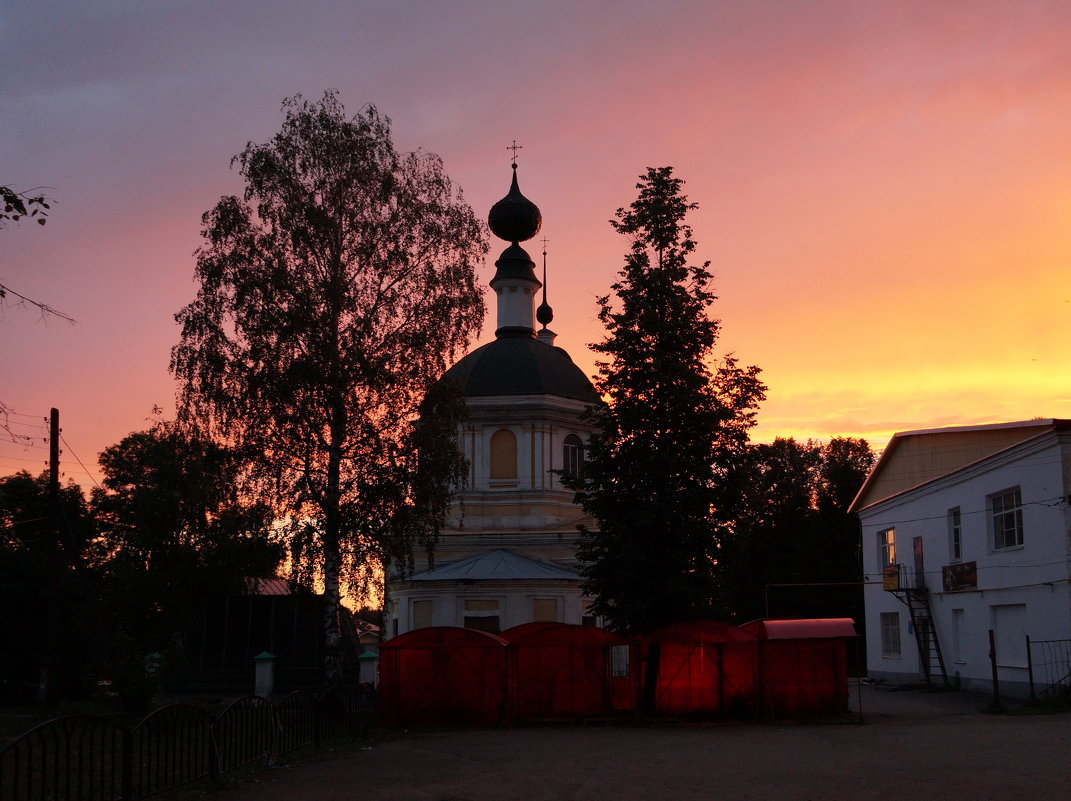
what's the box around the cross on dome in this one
[507,140,523,166]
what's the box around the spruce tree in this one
[568,167,765,633]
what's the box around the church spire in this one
[536,237,557,345]
[488,156,542,338]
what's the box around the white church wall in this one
[493,282,537,332]
[389,582,591,637]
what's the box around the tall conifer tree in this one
[568,167,765,633]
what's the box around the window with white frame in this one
[990,487,1023,550]
[562,434,584,478]
[948,507,962,561]
[880,611,901,657]
[877,528,896,571]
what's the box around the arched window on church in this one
[489,429,518,481]
[563,434,584,478]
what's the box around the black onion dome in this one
[441,337,597,403]
[488,166,542,243]
[536,299,554,327]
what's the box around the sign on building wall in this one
[882,564,900,591]
[942,561,977,591]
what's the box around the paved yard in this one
[222,685,1071,801]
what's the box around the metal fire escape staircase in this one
[886,565,949,688]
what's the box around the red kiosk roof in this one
[739,618,857,639]
[380,625,507,650]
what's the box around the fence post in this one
[314,689,324,747]
[358,650,378,686]
[988,629,1001,709]
[1026,635,1035,703]
[254,651,276,699]
[208,720,221,783]
[121,726,134,801]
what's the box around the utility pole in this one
[49,407,60,535]
[39,408,60,703]
[48,408,76,556]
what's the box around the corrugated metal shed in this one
[379,627,508,726]
[740,618,856,718]
[507,623,637,720]
[643,622,760,717]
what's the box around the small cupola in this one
[488,163,542,338]
[535,238,556,345]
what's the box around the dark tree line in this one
[722,437,875,624]
[0,422,283,709]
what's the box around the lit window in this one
[990,488,1023,550]
[880,612,901,657]
[877,528,896,571]
[948,507,962,561]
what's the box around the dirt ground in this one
[220,685,1071,801]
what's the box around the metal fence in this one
[1026,636,1071,701]
[0,689,378,801]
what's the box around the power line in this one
[862,495,1066,528]
[0,454,50,465]
[2,409,47,420]
[3,419,49,431]
[60,434,101,488]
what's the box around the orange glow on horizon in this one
[3,1,1071,485]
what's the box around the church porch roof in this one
[407,548,580,581]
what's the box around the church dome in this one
[442,335,597,403]
[488,165,542,243]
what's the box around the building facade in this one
[854,419,1071,696]
[386,164,598,638]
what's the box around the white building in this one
[853,419,1071,696]
[386,164,598,638]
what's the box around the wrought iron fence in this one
[0,689,378,801]
[175,656,357,695]
[130,704,214,799]
[1026,636,1071,701]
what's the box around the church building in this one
[386,163,599,637]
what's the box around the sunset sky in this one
[3,0,1070,488]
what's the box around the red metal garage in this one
[643,621,760,717]
[504,623,638,721]
[378,626,507,726]
[740,618,857,718]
